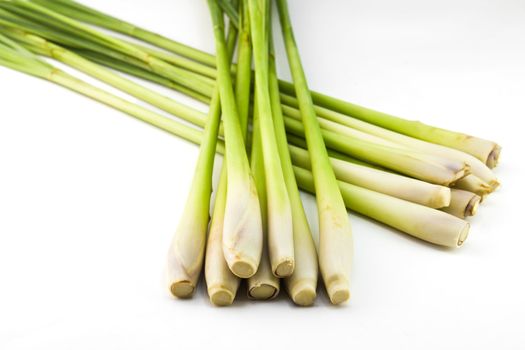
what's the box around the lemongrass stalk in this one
[286,133,451,208]
[453,175,493,197]
[130,41,217,80]
[0,4,218,79]
[166,24,237,299]
[268,23,317,306]
[287,133,386,170]
[1,12,198,87]
[76,49,212,105]
[280,98,500,190]
[3,1,215,96]
[205,2,251,304]
[248,0,294,277]
[232,0,253,131]
[247,95,280,300]
[282,107,471,185]
[237,1,279,300]
[277,0,352,305]
[294,166,470,248]
[204,173,240,306]
[207,0,262,278]
[0,46,207,153]
[0,32,53,75]
[0,45,470,249]
[277,82,501,168]
[218,0,239,29]
[29,0,217,67]
[17,0,218,78]
[288,145,451,208]
[441,189,481,219]
[5,30,212,128]
[0,5,79,43]
[284,116,470,186]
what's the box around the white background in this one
[1,0,524,349]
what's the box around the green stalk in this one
[277,82,501,168]
[294,167,470,248]
[268,18,317,305]
[247,94,280,300]
[5,30,210,131]
[0,42,470,249]
[0,35,204,151]
[234,1,279,300]
[248,0,294,278]
[277,0,352,305]
[2,1,215,96]
[288,145,451,209]
[70,49,212,105]
[205,0,250,306]
[280,97,499,190]
[218,0,239,29]
[29,0,217,67]
[207,0,262,278]
[165,25,237,298]
[21,0,218,78]
[283,110,470,186]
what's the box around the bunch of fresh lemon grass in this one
[0,0,500,306]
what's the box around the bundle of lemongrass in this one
[0,0,500,306]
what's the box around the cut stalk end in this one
[441,189,481,219]
[288,280,317,306]
[465,196,481,217]
[274,259,294,278]
[208,286,235,306]
[170,281,195,298]
[230,260,257,278]
[486,145,502,169]
[248,283,279,300]
[326,278,350,305]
